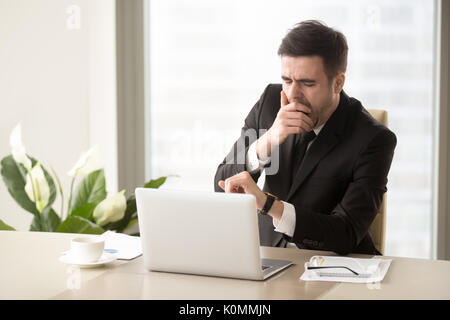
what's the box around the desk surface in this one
[1,231,449,300]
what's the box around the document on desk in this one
[100,231,142,260]
[300,255,392,283]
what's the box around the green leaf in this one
[1,155,39,215]
[43,207,61,232]
[29,212,44,231]
[70,169,106,213]
[29,207,61,232]
[57,215,104,234]
[71,202,97,221]
[0,218,15,231]
[143,176,167,189]
[40,161,57,212]
[123,217,138,232]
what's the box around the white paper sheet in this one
[300,255,392,283]
[100,231,142,260]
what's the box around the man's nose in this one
[286,83,305,103]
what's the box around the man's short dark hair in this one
[278,20,348,80]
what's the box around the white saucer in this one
[59,252,117,268]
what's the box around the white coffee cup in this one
[69,237,105,263]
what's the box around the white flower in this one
[9,123,32,170]
[68,145,101,177]
[93,190,127,226]
[25,163,50,213]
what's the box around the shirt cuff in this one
[274,201,296,238]
[246,141,271,173]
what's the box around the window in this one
[146,0,436,258]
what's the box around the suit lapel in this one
[286,91,352,201]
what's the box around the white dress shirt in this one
[246,124,325,240]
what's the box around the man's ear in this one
[334,73,346,93]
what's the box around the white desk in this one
[1,231,449,299]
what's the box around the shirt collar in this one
[313,123,325,136]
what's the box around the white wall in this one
[0,0,117,230]
[87,0,118,199]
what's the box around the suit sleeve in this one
[290,129,397,255]
[213,85,272,192]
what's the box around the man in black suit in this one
[214,20,397,255]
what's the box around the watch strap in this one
[258,192,277,215]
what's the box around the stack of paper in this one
[100,231,142,260]
[300,255,392,283]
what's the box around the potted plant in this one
[0,123,167,235]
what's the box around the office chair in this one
[367,109,388,255]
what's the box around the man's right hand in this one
[256,90,314,161]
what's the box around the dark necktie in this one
[292,130,317,178]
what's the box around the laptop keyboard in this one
[262,265,270,271]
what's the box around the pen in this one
[306,266,360,275]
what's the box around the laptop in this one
[135,188,293,280]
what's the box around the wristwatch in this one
[257,192,278,215]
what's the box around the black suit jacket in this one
[214,84,397,255]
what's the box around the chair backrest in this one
[366,109,388,255]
